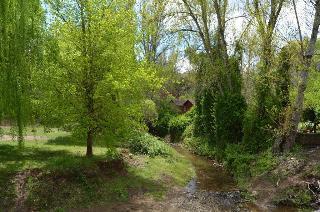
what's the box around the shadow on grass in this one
[0,144,75,209]
[27,168,167,211]
[0,144,167,211]
[46,135,122,148]
[46,136,86,147]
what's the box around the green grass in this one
[132,151,195,187]
[0,126,70,139]
[0,129,195,210]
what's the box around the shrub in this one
[250,149,278,177]
[242,106,274,153]
[152,99,178,137]
[129,133,171,157]
[169,112,192,142]
[274,187,312,207]
[215,92,246,148]
[183,124,216,157]
[142,99,158,127]
[224,144,254,180]
[193,90,216,140]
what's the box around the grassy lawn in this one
[0,129,195,211]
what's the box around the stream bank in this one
[173,145,301,212]
[82,145,312,211]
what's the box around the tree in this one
[281,0,320,151]
[180,0,246,147]
[44,0,161,157]
[243,0,285,151]
[138,0,172,64]
[0,0,43,144]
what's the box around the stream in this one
[174,146,299,212]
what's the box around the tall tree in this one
[0,0,42,143]
[139,0,171,64]
[44,0,160,157]
[281,0,320,151]
[180,0,246,147]
[243,0,285,151]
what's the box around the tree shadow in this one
[46,136,87,147]
[0,144,168,211]
[0,144,75,173]
[46,135,121,148]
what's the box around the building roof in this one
[172,99,195,106]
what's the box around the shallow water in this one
[174,146,298,212]
[174,146,236,192]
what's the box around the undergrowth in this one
[129,133,171,157]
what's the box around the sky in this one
[176,0,315,73]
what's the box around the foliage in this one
[168,110,193,142]
[242,106,274,153]
[215,92,247,148]
[183,125,216,158]
[191,52,246,149]
[152,98,178,137]
[0,127,3,138]
[34,0,162,156]
[224,144,254,179]
[142,99,159,127]
[250,150,278,177]
[0,0,43,141]
[223,144,277,183]
[129,133,171,157]
[194,89,216,139]
[274,187,312,207]
[242,47,292,152]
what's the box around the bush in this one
[224,144,254,180]
[274,187,312,207]
[152,99,178,137]
[242,106,274,153]
[223,144,278,184]
[129,133,171,157]
[183,124,216,157]
[193,90,216,140]
[215,93,246,148]
[169,112,192,142]
[142,99,158,127]
[250,149,278,177]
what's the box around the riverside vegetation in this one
[1,0,320,211]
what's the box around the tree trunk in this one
[282,0,320,151]
[86,128,93,157]
[17,108,24,144]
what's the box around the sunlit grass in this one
[0,129,195,210]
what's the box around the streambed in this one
[174,146,298,212]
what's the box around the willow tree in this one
[0,0,42,143]
[44,0,161,157]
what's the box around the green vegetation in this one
[274,187,313,207]
[0,131,194,210]
[169,111,192,142]
[129,133,171,157]
[1,0,320,210]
